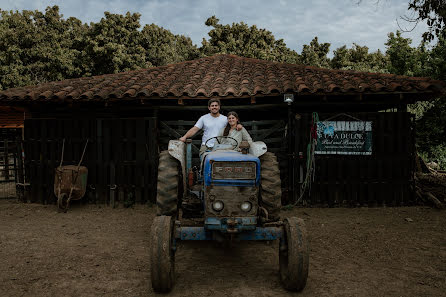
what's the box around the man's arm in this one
[179,126,200,142]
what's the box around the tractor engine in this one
[202,151,261,232]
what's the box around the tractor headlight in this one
[240,201,252,212]
[212,200,224,211]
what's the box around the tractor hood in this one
[202,151,261,186]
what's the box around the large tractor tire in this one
[156,150,181,216]
[260,152,282,221]
[150,215,176,292]
[279,217,309,291]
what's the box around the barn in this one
[0,54,445,206]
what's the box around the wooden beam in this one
[158,104,284,111]
[254,121,285,141]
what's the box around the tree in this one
[425,34,446,81]
[0,6,206,89]
[384,31,429,76]
[140,24,200,67]
[414,35,446,168]
[331,43,388,72]
[84,11,149,76]
[0,6,87,89]
[200,16,300,63]
[407,0,446,42]
[299,37,331,68]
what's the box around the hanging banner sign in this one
[315,121,372,155]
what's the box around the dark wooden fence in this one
[22,118,158,205]
[290,112,415,206]
[19,111,415,207]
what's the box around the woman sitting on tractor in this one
[220,111,253,150]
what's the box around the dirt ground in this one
[0,200,445,297]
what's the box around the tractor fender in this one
[168,140,186,192]
[249,141,268,157]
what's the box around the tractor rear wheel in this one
[260,152,282,221]
[156,150,181,216]
[279,217,309,291]
[150,215,176,292]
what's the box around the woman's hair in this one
[223,111,240,136]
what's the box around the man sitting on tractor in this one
[179,98,242,156]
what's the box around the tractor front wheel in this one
[156,150,181,216]
[260,152,282,221]
[279,217,309,291]
[150,215,176,293]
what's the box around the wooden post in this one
[136,118,145,204]
[4,140,9,181]
[287,105,294,204]
[16,135,25,201]
[149,116,158,203]
[110,162,116,207]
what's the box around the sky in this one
[0,0,429,55]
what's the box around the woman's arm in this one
[241,128,253,144]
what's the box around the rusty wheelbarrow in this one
[54,139,89,212]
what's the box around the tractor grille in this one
[211,162,256,180]
[205,185,258,217]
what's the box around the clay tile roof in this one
[0,54,445,103]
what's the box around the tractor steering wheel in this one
[204,136,239,150]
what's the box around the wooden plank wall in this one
[23,118,158,205]
[292,112,415,206]
[21,111,415,207]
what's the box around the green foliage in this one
[140,24,200,67]
[300,37,331,68]
[416,98,446,168]
[84,12,149,76]
[0,6,87,89]
[331,44,388,72]
[200,16,300,63]
[413,35,446,169]
[384,31,428,76]
[0,5,200,89]
[425,33,446,81]
[408,0,445,42]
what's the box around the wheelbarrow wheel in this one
[57,193,69,213]
[150,215,176,293]
[279,217,309,291]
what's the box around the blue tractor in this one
[150,137,309,292]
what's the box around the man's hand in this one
[236,123,243,131]
[179,136,187,142]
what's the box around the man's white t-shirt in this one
[194,113,228,146]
